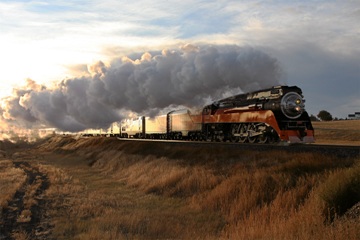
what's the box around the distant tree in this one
[317,110,333,121]
[310,114,319,121]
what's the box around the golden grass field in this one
[0,120,359,239]
[312,119,360,145]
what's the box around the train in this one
[118,85,315,144]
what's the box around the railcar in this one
[144,115,167,138]
[82,122,121,137]
[119,85,315,144]
[120,110,202,139]
[120,117,144,138]
[167,109,202,139]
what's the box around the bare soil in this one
[0,161,52,240]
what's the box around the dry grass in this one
[205,154,360,239]
[31,129,359,239]
[313,120,360,145]
[37,155,224,239]
[11,230,29,240]
[0,160,26,210]
[1,120,359,239]
[319,163,360,221]
[88,148,360,239]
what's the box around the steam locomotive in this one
[119,85,315,144]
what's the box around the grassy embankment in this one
[0,120,359,239]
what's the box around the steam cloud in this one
[1,44,283,132]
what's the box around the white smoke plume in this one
[1,44,283,132]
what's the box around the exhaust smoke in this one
[1,44,283,132]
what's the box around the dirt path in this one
[0,161,53,240]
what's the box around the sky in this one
[0,0,359,132]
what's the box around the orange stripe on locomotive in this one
[201,107,314,143]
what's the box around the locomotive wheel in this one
[247,123,257,143]
[238,124,248,143]
[230,124,240,142]
[267,129,279,144]
[206,133,213,142]
[257,133,268,144]
[257,124,268,144]
[217,134,225,142]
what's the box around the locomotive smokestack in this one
[1,44,283,132]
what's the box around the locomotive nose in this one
[280,92,305,119]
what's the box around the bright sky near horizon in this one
[0,0,359,120]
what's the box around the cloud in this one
[0,0,359,121]
[1,44,282,131]
[219,1,360,117]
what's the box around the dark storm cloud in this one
[1,44,283,131]
[270,42,360,117]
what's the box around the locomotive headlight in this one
[280,92,305,119]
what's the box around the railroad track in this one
[116,137,360,158]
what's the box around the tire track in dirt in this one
[0,161,53,240]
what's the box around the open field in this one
[312,120,360,146]
[0,120,359,239]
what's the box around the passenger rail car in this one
[81,122,121,137]
[120,85,315,144]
